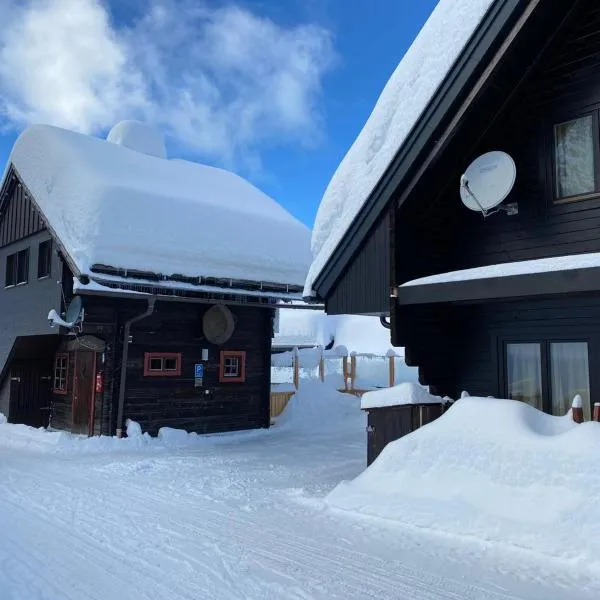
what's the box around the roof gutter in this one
[116,297,156,438]
[312,0,527,299]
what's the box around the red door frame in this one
[71,350,97,436]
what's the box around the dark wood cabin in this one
[308,0,600,419]
[0,150,306,436]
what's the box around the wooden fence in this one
[270,347,402,418]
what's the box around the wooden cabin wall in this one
[414,294,600,402]
[79,298,273,436]
[395,0,600,285]
[124,302,272,435]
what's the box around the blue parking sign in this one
[194,363,204,378]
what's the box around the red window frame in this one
[219,350,246,383]
[143,352,182,377]
[53,353,69,395]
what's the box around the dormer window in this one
[554,114,597,201]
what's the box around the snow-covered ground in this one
[1,386,599,599]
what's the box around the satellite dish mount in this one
[459,151,518,218]
[48,295,84,332]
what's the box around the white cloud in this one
[0,0,335,166]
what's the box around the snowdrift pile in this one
[0,416,261,455]
[276,380,365,435]
[327,397,600,563]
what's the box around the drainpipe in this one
[116,297,156,438]
[380,314,391,330]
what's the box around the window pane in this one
[5,253,15,286]
[16,249,29,284]
[224,357,239,376]
[149,357,163,371]
[38,240,52,278]
[551,342,591,420]
[164,357,177,371]
[555,115,595,198]
[506,343,543,410]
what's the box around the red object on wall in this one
[95,371,104,393]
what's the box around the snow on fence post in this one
[572,394,584,424]
[318,346,325,382]
[293,346,300,391]
[342,355,349,391]
[386,349,396,387]
[350,353,357,391]
[593,402,600,422]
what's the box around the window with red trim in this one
[53,353,68,394]
[219,351,246,383]
[143,352,182,377]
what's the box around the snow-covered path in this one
[1,397,598,599]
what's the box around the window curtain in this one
[550,342,591,420]
[555,115,595,198]
[506,343,543,410]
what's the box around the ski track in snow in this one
[1,425,599,600]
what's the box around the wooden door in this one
[72,350,96,435]
[9,360,53,428]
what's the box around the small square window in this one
[163,357,178,371]
[38,240,52,278]
[144,353,181,377]
[148,357,163,371]
[219,351,246,383]
[53,354,69,394]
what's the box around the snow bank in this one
[328,397,600,563]
[10,124,310,287]
[0,412,6,424]
[361,382,441,409]
[304,0,495,296]
[0,419,257,455]
[275,380,365,434]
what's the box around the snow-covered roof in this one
[272,306,401,355]
[304,0,495,296]
[8,123,311,290]
[401,252,600,287]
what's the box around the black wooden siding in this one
[51,297,273,436]
[0,181,45,248]
[395,0,600,288]
[409,295,600,403]
[325,213,390,315]
[393,0,600,399]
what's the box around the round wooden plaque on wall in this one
[203,304,235,345]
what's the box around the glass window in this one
[224,356,240,377]
[143,353,181,376]
[5,253,15,287]
[148,357,163,371]
[38,240,52,278]
[219,351,246,382]
[506,343,543,410]
[163,357,178,371]
[555,115,596,199]
[16,249,29,284]
[550,342,591,420]
[53,354,68,394]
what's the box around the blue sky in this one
[0,0,438,228]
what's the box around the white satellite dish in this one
[460,151,516,217]
[48,296,83,329]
